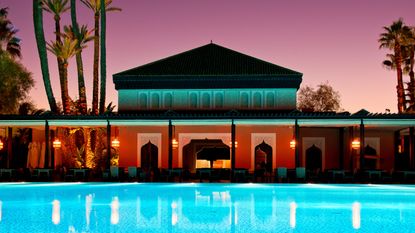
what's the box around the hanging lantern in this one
[53,138,61,148]
[290,139,296,149]
[172,138,178,149]
[351,139,360,150]
[0,139,3,150]
[112,138,120,148]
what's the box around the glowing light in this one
[52,200,60,225]
[290,139,296,149]
[229,141,238,148]
[52,139,61,148]
[111,138,120,148]
[352,139,360,150]
[290,201,297,229]
[352,202,361,229]
[172,138,178,149]
[86,194,93,227]
[111,196,120,225]
[171,201,178,226]
[0,140,3,150]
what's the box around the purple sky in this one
[2,0,415,113]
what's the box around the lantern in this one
[52,138,61,148]
[229,141,238,148]
[290,139,296,149]
[0,139,3,150]
[172,138,178,149]
[351,139,360,150]
[112,138,120,148]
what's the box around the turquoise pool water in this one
[0,183,414,232]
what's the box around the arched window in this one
[202,93,210,108]
[266,92,274,108]
[164,93,173,108]
[215,93,224,108]
[139,93,147,109]
[253,92,262,108]
[151,93,160,108]
[190,93,198,108]
[241,93,249,108]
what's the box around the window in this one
[139,93,147,109]
[202,93,210,108]
[215,93,224,108]
[190,93,198,108]
[151,93,160,108]
[253,92,262,108]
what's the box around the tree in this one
[63,24,93,114]
[81,0,120,115]
[47,37,80,114]
[70,0,88,114]
[0,53,34,114]
[42,0,70,113]
[33,0,58,113]
[297,82,341,112]
[379,18,412,113]
[0,8,21,59]
[99,0,106,114]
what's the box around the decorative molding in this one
[250,133,276,171]
[137,133,162,168]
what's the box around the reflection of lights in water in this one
[0,200,2,222]
[111,196,119,225]
[171,201,178,226]
[68,225,76,233]
[352,202,361,229]
[86,194,92,227]
[234,203,238,225]
[290,201,297,229]
[52,200,60,225]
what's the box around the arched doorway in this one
[306,144,322,171]
[254,141,272,172]
[141,141,158,171]
[182,139,230,172]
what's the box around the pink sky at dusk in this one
[1,0,415,113]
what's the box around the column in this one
[7,127,12,168]
[359,120,365,170]
[45,121,49,169]
[168,120,173,169]
[231,119,236,171]
[410,127,414,169]
[339,127,344,169]
[107,120,111,168]
[294,120,300,167]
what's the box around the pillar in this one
[231,119,236,171]
[45,121,49,169]
[359,119,365,170]
[410,127,414,169]
[339,127,344,169]
[107,121,111,168]
[168,120,173,169]
[294,120,300,167]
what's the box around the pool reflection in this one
[1,184,415,232]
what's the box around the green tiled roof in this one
[115,43,302,76]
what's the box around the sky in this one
[1,0,415,113]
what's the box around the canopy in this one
[197,146,230,168]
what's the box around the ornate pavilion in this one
[1,43,415,176]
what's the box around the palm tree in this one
[0,8,21,59]
[403,28,415,110]
[70,0,88,114]
[47,37,80,114]
[64,23,93,114]
[42,0,70,113]
[99,0,106,114]
[80,0,120,115]
[379,19,412,113]
[33,0,58,113]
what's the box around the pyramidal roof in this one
[115,43,302,76]
[113,43,302,90]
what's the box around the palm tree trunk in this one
[99,0,106,114]
[409,47,415,109]
[92,13,100,115]
[54,15,69,114]
[61,62,71,114]
[33,0,58,113]
[395,46,406,113]
[71,0,87,115]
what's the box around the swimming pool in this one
[0,183,414,232]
